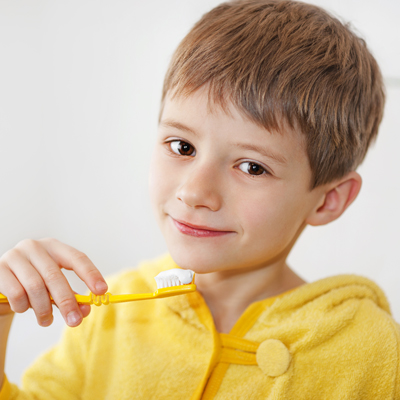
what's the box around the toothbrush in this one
[0,268,196,307]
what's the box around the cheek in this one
[149,151,165,208]
[237,186,305,244]
[148,149,179,210]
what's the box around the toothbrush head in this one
[154,268,195,289]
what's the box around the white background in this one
[0,0,399,385]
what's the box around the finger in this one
[7,250,54,327]
[38,238,108,295]
[55,302,91,318]
[0,261,29,314]
[19,243,83,327]
[70,290,91,318]
[79,304,91,318]
[60,291,91,317]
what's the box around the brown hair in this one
[160,0,385,189]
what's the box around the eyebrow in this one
[160,119,287,165]
[233,142,287,165]
[160,120,198,136]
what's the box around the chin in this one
[168,247,225,274]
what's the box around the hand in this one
[0,238,108,327]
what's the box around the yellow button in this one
[256,339,291,377]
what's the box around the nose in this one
[176,163,223,211]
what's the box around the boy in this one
[0,0,398,399]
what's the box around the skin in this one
[0,238,108,389]
[149,86,362,333]
[0,85,362,389]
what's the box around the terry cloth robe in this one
[2,254,400,399]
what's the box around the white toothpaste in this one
[154,268,194,289]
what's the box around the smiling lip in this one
[171,217,234,238]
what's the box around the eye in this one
[169,140,196,156]
[238,161,267,176]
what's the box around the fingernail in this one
[41,317,53,327]
[95,281,108,293]
[66,311,81,326]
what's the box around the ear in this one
[306,171,362,226]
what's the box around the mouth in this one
[170,217,235,238]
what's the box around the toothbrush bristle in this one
[154,268,194,289]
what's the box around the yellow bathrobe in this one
[2,254,400,399]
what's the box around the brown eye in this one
[170,140,196,156]
[238,161,266,176]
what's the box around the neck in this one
[195,260,305,333]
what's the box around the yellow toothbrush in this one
[0,268,196,307]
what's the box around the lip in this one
[171,217,234,238]
[173,218,225,231]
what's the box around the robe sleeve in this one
[1,313,92,400]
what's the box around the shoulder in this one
[254,273,400,397]
[279,274,400,397]
[351,293,400,366]
[329,294,400,397]
[294,273,399,354]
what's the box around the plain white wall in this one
[0,0,399,385]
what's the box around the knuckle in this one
[0,253,8,265]
[39,237,57,246]
[86,267,100,279]
[16,238,39,252]
[7,288,30,313]
[57,296,77,310]
[25,279,45,295]
[8,286,26,303]
[9,247,22,258]
[36,309,52,319]
[70,250,89,265]
[11,302,30,314]
[43,268,62,284]
[1,248,21,263]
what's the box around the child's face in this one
[149,87,324,274]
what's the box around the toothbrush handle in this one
[0,284,197,307]
[0,293,92,305]
[0,292,160,305]
[0,294,8,304]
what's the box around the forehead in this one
[160,87,308,168]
